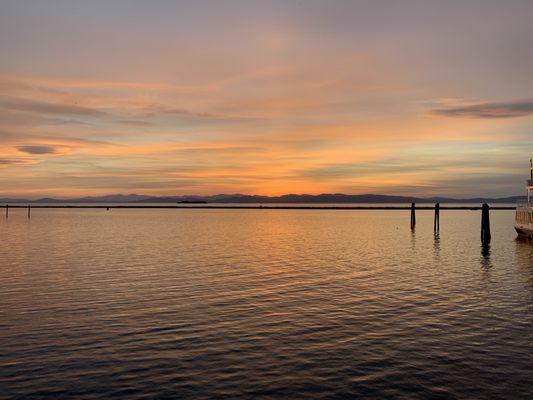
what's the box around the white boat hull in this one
[515,205,533,239]
[515,225,533,239]
[516,164,533,238]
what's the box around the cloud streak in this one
[431,100,533,119]
[0,158,34,166]
[0,96,105,116]
[17,145,57,155]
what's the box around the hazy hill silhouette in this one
[0,193,526,204]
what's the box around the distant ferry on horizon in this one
[515,160,533,239]
[177,200,208,204]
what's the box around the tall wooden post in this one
[5,204,8,219]
[481,203,491,245]
[410,203,416,230]
[28,204,31,219]
[434,203,440,233]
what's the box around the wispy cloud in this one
[0,158,34,166]
[146,105,262,123]
[431,100,533,119]
[300,161,439,180]
[0,74,167,91]
[0,96,105,116]
[116,119,153,127]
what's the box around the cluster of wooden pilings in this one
[409,202,440,232]
[4,204,31,219]
[410,202,492,244]
[410,203,440,233]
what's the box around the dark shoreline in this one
[1,205,516,210]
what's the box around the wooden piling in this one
[434,203,440,233]
[5,204,8,219]
[28,204,31,219]
[410,203,416,229]
[481,203,491,245]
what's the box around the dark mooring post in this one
[481,203,491,245]
[28,204,31,219]
[5,204,8,219]
[434,203,440,233]
[410,203,416,229]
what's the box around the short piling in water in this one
[434,203,440,233]
[5,204,8,219]
[27,204,31,219]
[410,203,416,229]
[481,203,491,245]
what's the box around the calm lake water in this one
[1,207,532,399]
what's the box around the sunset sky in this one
[1,0,532,198]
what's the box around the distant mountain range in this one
[0,193,526,204]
